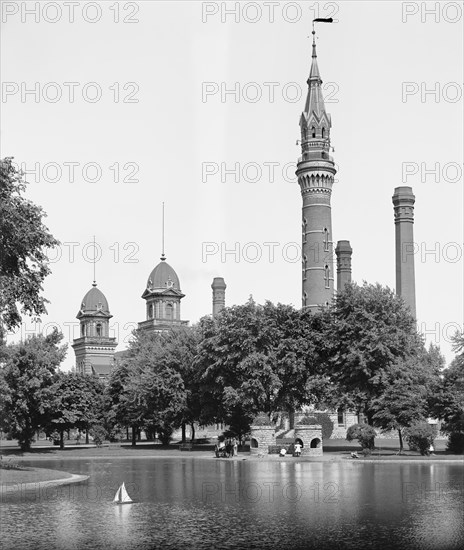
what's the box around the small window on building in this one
[81,324,85,337]
[166,303,173,320]
[311,126,316,138]
[96,323,102,337]
[337,408,344,426]
[322,127,325,138]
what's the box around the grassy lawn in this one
[0,466,73,486]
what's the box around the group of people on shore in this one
[280,442,301,457]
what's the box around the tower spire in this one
[297,21,336,311]
[161,202,166,261]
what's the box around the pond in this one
[1,458,463,549]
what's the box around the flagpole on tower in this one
[92,235,97,287]
[161,202,166,261]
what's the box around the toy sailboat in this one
[113,482,133,505]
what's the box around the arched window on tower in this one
[81,324,85,337]
[303,255,307,280]
[166,303,173,320]
[302,127,307,141]
[302,219,307,243]
[322,127,325,138]
[303,292,307,308]
[324,265,330,289]
[311,126,316,138]
[323,228,330,252]
[96,323,102,337]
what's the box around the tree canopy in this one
[0,329,66,450]
[43,371,105,449]
[318,282,427,424]
[0,158,60,336]
[195,299,326,430]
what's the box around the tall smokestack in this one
[211,277,226,317]
[392,186,416,318]
[335,240,352,291]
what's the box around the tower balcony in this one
[298,151,334,164]
[301,139,330,151]
[138,318,189,332]
[72,336,117,347]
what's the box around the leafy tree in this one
[106,361,145,446]
[195,299,324,432]
[430,332,464,444]
[0,157,59,336]
[346,423,376,455]
[141,327,200,442]
[320,282,425,424]
[0,329,66,450]
[371,345,443,452]
[404,421,436,455]
[43,372,105,449]
[106,329,190,445]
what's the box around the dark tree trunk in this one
[190,423,195,442]
[398,429,404,454]
[181,423,186,443]
[131,426,137,447]
[366,410,374,426]
[60,430,65,450]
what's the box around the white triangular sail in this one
[113,482,133,504]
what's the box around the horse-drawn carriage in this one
[214,440,234,458]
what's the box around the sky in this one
[1,1,463,370]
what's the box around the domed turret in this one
[139,255,188,332]
[72,281,117,380]
[146,258,181,292]
[78,283,110,316]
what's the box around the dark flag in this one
[313,18,334,23]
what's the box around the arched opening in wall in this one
[149,304,154,319]
[295,437,304,448]
[310,438,321,448]
[322,127,325,138]
[81,324,85,337]
[96,323,102,337]
[303,127,307,140]
[337,407,345,426]
[311,126,316,138]
[166,303,173,320]
[251,438,259,449]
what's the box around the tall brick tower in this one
[392,186,416,318]
[335,240,353,291]
[211,277,226,317]
[296,30,336,310]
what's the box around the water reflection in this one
[1,458,462,550]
